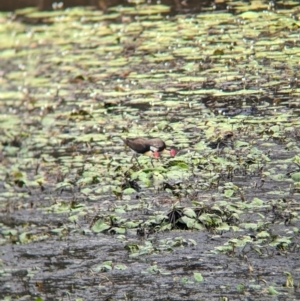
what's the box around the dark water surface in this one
[1,1,300,300]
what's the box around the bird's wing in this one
[125,138,151,153]
[137,139,151,152]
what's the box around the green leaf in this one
[124,243,139,253]
[291,172,300,182]
[160,222,172,231]
[188,239,197,246]
[123,188,136,194]
[216,222,230,231]
[183,208,197,218]
[115,264,128,270]
[224,189,234,197]
[251,197,264,206]
[92,261,113,272]
[268,286,278,295]
[168,160,189,169]
[256,231,270,238]
[241,223,258,230]
[193,272,203,282]
[91,220,111,233]
[123,221,140,228]
[110,227,126,234]
[19,232,30,243]
[180,216,197,229]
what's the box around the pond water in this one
[1,1,300,300]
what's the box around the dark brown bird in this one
[123,137,176,160]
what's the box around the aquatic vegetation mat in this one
[1,1,300,300]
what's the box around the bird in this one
[123,137,176,164]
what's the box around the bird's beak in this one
[170,149,176,157]
[153,151,160,158]
[160,148,176,157]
